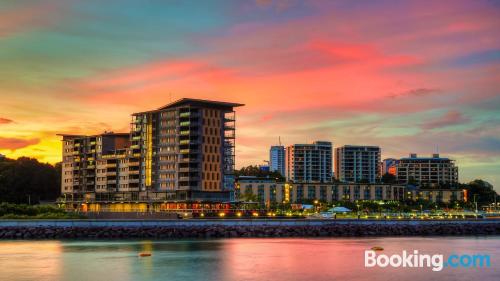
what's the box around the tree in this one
[462,179,497,206]
[235,165,285,181]
[239,188,258,202]
[0,157,60,204]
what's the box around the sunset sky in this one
[0,0,499,189]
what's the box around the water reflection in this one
[0,237,499,281]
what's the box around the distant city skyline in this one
[0,0,499,189]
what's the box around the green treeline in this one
[0,157,61,204]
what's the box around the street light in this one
[356,202,360,219]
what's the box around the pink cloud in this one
[422,110,470,130]
[0,1,67,37]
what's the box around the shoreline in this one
[1,219,499,239]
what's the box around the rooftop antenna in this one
[278,136,282,146]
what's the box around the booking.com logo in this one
[365,250,491,271]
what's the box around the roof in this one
[134,98,244,115]
[338,145,380,149]
[400,157,451,161]
[57,132,129,139]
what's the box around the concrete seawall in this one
[1,219,499,239]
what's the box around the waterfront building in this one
[235,177,465,204]
[60,98,243,202]
[235,177,405,204]
[335,145,381,183]
[269,145,285,176]
[60,132,134,197]
[395,153,458,186]
[285,141,332,183]
[405,186,465,203]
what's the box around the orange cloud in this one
[0,137,39,150]
[0,118,13,124]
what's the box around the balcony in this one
[106,163,117,168]
[86,165,96,169]
[179,112,191,118]
[179,121,190,127]
[179,176,198,182]
[179,167,199,173]
[180,130,190,135]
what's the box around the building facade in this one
[60,132,137,198]
[335,145,381,183]
[235,178,464,204]
[285,141,332,183]
[396,154,458,186]
[269,145,285,176]
[236,178,406,204]
[61,98,243,202]
[405,188,465,203]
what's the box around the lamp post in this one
[356,202,361,219]
[473,194,479,219]
[378,201,384,218]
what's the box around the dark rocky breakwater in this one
[1,221,500,239]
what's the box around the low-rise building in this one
[405,186,465,203]
[235,177,405,204]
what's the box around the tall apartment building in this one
[269,145,285,176]
[285,141,332,183]
[335,145,381,183]
[61,98,243,202]
[396,153,458,186]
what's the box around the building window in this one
[375,187,383,200]
[307,186,315,199]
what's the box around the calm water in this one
[0,237,499,281]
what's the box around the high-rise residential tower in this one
[335,145,381,183]
[130,98,243,201]
[285,141,332,183]
[61,98,243,202]
[269,145,285,176]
